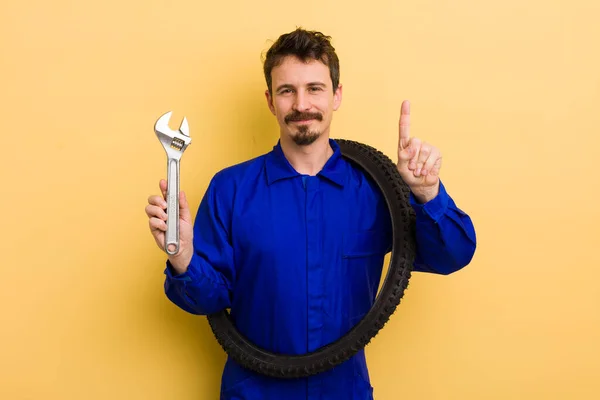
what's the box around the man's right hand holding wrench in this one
[145,112,194,275]
[146,179,194,274]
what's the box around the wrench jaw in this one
[154,111,192,160]
[179,116,190,137]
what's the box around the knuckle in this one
[146,205,157,217]
[149,217,165,231]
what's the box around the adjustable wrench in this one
[154,111,192,255]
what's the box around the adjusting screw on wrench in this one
[154,111,192,255]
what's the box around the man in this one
[146,28,476,399]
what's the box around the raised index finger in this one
[399,100,410,150]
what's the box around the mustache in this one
[284,111,323,124]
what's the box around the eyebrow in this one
[275,82,327,92]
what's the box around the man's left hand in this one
[397,100,442,203]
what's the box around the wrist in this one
[411,182,440,204]
[169,251,192,275]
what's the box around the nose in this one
[293,90,310,112]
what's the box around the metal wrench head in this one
[154,111,192,159]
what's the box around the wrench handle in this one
[165,158,180,255]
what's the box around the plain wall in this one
[1,0,599,398]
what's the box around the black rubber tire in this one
[206,139,417,379]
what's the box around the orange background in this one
[1,0,599,399]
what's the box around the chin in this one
[291,130,321,146]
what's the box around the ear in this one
[265,89,276,115]
[333,83,343,111]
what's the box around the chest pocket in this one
[342,229,391,258]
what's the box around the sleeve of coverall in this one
[409,180,477,275]
[163,174,235,315]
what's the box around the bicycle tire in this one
[206,139,417,378]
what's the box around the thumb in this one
[398,144,414,164]
[179,191,192,223]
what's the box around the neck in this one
[280,134,333,176]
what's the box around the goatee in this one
[293,125,320,146]
[285,110,323,146]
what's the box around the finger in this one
[399,100,410,150]
[421,149,440,177]
[415,143,432,176]
[430,157,442,176]
[408,137,421,171]
[149,217,167,233]
[179,191,192,223]
[145,204,168,220]
[148,195,167,209]
[398,142,415,164]
[159,179,167,200]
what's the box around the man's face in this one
[265,56,342,146]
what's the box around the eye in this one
[309,86,323,92]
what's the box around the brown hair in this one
[263,28,340,95]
